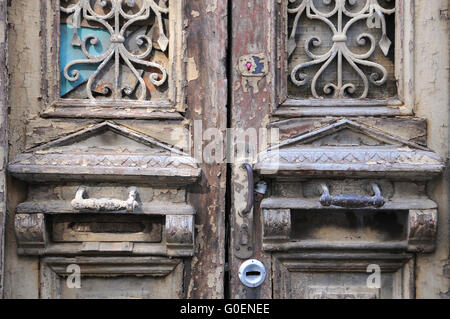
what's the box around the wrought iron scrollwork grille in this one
[60,0,169,101]
[288,0,396,99]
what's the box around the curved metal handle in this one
[71,187,139,212]
[241,163,254,215]
[320,183,385,208]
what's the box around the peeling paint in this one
[187,57,199,82]
[206,0,218,13]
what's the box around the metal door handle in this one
[72,187,139,212]
[319,183,385,208]
[241,163,254,215]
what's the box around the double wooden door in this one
[3,0,446,299]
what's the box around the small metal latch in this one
[238,53,268,93]
[238,259,267,288]
[238,54,268,77]
[255,181,267,195]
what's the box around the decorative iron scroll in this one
[60,0,169,100]
[288,0,395,99]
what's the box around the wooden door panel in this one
[229,0,444,299]
[2,0,448,299]
[272,253,414,299]
[4,0,228,299]
[40,257,184,299]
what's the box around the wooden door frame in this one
[183,0,228,299]
[0,0,8,299]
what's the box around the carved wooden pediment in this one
[8,121,200,185]
[255,119,444,179]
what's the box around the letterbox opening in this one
[50,214,163,243]
[291,209,408,243]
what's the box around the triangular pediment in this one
[8,122,200,185]
[271,119,428,151]
[256,119,444,180]
[30,121,185,156]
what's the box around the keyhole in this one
[246,271,261,278]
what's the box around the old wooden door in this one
[4,0,227,299]
[2,0,449,299]
[228,0,448,299]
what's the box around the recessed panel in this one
[51,214,163,243]
[289,271,394,299]
[291,209,408,243]
[59,276,180,299]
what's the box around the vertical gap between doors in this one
[224,0,233,299]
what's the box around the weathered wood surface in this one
[14,213,46,248]
[268,116,428,146]
[263,209,291,241]
[445,263,450,279]
[228,0,439,300]
[273,105,413,117]
[260,178,439,254]
[166,215,194,245]
[272,252,414,299]
[184,0,228,298]
[257,119,443,179]
[1,0,447,300]
[51,215,162,243]
[408,209,438,253]
[5,0,228,299]
[9,121,201,185]
[42,106,185,120]
[0,0,7,298]
[16,201,195,215]
[25,118,190,151]
[230,0,274,299]
[261,197,438,211]
[40,257,184,299]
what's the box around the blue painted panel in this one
[60,24,111,97]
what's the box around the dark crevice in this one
[224,0,233,299]
[413,254,417,299]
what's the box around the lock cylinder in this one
[238,259,267,288]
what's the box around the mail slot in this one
[51,215,163,243]
[261,179,438,253]
[291,209,408,243]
